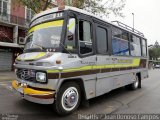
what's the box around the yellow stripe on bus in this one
[29,20,64,33]
[132,58,140,67]
[68,21,75,30]
[47,58,141,73]
[12,80,53,95]
[23,88,53,95]
[16,52,46,61]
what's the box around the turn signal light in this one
[56,60,61,64]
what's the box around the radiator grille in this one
[16,69,36,82]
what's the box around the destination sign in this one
[30,12,63,27]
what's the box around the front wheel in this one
[54,82,81,116]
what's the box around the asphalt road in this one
[0,69,160,120]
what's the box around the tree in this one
[16,0,125,17]
[154,40,160,48]
[15,0,54,13]
[81,0,125,17]
[149,41,160,60]
[149,48,157,60]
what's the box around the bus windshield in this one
[24,20,64,52]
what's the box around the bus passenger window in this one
[112,27,129,56]
[96,27,108,54]
[79,21,92,55]
[122,31,129,40]
[65,18,76,51]
[112,38,129,56]
[142,39,147,56]
[130,35,141,56]
[112,27,122,39]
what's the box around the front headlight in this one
[36,72,46,83]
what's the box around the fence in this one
[0,12,30,27]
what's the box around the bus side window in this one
[130,35,141,56]
[65,18,76,51]
[96,26,108,54]
[112,27,129,56]
[79,21,92,55]
[142,39,147,56]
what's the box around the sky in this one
[107,0,160,45]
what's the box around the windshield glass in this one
[24,20,64,52]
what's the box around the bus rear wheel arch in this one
[125,73,141,90]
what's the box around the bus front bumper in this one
[12,80,55,104]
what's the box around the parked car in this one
[155,64,160,68]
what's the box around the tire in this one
[125,75,140,90]
[53,82,81,116]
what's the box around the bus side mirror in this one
[67,32,74,41]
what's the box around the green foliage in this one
[65,0,84,8]
[16,0,125,17]
[149,46,160,60]
[16,0,52,13]
[81,0,126,17]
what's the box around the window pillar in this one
[13,25,18,44]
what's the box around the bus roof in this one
[31,6,146,39]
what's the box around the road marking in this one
[0,81,12,84]
[0,81,13,91]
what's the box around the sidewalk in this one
[0,71,16,81]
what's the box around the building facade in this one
[0,0,73,71]
[0,0,31,71]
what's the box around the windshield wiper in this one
[59,42,73,57]
[32,43,45,50]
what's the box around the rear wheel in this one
[54,82,81,116]
[125,75,141,90]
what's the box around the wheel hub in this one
[134,77,139,88]
[62,87,78,110]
